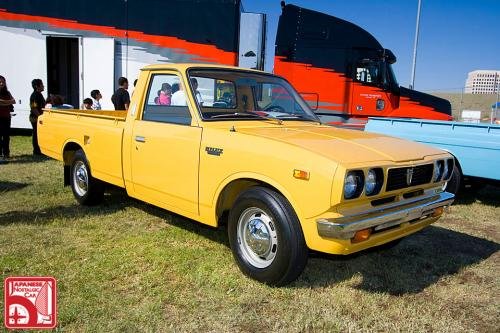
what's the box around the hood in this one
[236,125,445,164]
[399,87,452,117]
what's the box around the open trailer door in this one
[238,12,266,70]
[82,37,115,110]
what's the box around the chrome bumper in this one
[317,192,455,239]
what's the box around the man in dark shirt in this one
[111,77,130,110]
[29,79,45,155]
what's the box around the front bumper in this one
[317,191,454,239]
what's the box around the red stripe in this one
[0,9,237,65]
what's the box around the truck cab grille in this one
[386,164,434,191]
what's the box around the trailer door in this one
[238,12,266,70]
[82,37,115,110]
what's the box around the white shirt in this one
[92,98,102,110]
[171,90,187,106]
[195,91,203,105]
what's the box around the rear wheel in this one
[228,186,308,286]
[70,149,104,205]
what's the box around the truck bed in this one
[38,108,128,187]
[365,117,500,181]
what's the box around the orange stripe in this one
[0,9,237,65]
[274,56,452,121]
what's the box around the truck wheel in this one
[228,186,308,286]
[445,165,461,195]
[70,149,104,205]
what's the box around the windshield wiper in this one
[275,114,321,123]
[210,112,283,124]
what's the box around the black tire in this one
[70,149,104,205]
[445,165,461,195]
[228,186,308,286]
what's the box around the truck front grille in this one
[386,164,434,191]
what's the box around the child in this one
[82,98,93,110]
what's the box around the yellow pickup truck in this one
[38,64,454,285]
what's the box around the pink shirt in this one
[159,91,171,105]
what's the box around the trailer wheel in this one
[228,186,308,286]
[70,149,104,205]
[445,165,461,195]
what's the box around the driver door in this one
[130,72,201,215]
[350,62,391,118]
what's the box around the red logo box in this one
[4,277,57,329]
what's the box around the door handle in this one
[135,136,146,143]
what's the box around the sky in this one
[243,0,500,93]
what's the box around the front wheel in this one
[70,149,104,205]
[228,186,308,286]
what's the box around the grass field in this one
[1,136,499,332]
[432,92,498,120]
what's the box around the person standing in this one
[90,89,102,110]
[190,78,204,106]
[0,75,15,159]
[111,77,130,110]
[29,79,45,155]
[171,81,187,106]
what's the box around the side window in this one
[190,76,237,109]
[142,74,191,125]
[355,64,380,84]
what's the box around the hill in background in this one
[432,93,498,121]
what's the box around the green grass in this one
[1,136,499,332]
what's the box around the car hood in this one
[236,125,444,164]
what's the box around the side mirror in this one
[299,92,319,111]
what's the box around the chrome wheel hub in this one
[237,207,278,268]
[73,161,88,196]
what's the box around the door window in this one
[142,74,192,125]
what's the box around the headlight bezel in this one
[433,160,445,182]
[365,168,384,196]
[442,158,454,181]
[343,170,365,199]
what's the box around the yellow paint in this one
[37,63,453,255]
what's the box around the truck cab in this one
[274,3,452,128]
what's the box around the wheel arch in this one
[214,174,302,228]
[62,141,84,186]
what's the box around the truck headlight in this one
[344,170,364,199]
[433,160,444,182]
[376,99,385,111]
[365,168,383,196]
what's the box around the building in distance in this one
[465,70,500,94]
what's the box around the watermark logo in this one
[4,277,57,329]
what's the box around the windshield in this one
[187,69,320,122]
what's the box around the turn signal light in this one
[352,228,372,243]
[293,169,310,180]
[432,207,444,217]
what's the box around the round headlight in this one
[433,160,444,182]
[443,159,454,180]
[376,99,385,111]
[344,174,358,199]
[442,161,449,180]
[344,171,364,199]
[365,169,377,195]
